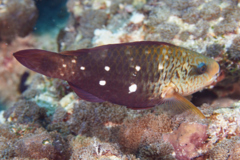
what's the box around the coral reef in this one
[1,0,240,159]
[209,136,240,160]
[138,141,174,160]
[3,100,50,127]
[0,124,71,159]
[163,122,208,159]
[205,44,224,58]
[0,36,36,108]
[200,2,221,21]
[0,0,38,42]
[227,36,240,60]
[2,71,240,159]
[117,113,172,153]
[182,7,200,24]
[70,136,123,160]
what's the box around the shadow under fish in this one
[13,41,220,119]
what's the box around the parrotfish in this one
[13,41,220,118]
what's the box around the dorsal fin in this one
[60,49,90,56]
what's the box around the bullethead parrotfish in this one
[13,41,220,118]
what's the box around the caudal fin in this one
[14,49,62,78]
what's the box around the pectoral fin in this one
[162,92,205,119]
[68,82,105,103]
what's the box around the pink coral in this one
[163,122,208,160]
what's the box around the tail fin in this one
[13,49,63,79]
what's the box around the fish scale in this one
[14,41,220,118]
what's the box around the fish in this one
[13,41,220,118]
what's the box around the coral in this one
[158,22,180,40]
[19,74,72,116]
[227,36,240,60]
[70,136,123,160]
[193,20,210,39]
[182,7,200,24]
[209,136,240,160]
[0,0,38,42]
[163,122,208,160]
[57,8,108,51]
[188,0,204,7]
[200,2,221,21]
[207,104,240,144]
[117,113,172,153]
[79,9,108,38]
[153,22,180,41]
[0,124,17,159]
[147,6,170,25]
[3,0,240,159]
[138,142,174,160]
[205,44,224,58]
[3,100,50,127]
[0,123,71,159]
[222,5,240,22]
[68,101,127,141]
[14,130,71,159]
[214,20,238,35]
[179,31,190,41]
[171,0,189,10]
[47,122,70,135]
[14,131,56,159]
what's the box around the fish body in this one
[14,41,220,118]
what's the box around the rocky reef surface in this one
[0,0,240,159]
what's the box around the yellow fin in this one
[163,93,205,119]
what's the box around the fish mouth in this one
[205,72,219,88]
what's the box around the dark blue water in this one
[33,0,69,36]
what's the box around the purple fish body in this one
[14,41,220,118]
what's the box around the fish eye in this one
[197,62,207,74]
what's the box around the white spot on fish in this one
[62,64,67,68]
[135,65,141,71]
[162,48,167,54]
[99,80,106,86]
[104,66,110,71]
[72,59,76,63]
[145,50,150,54]
[72,71,75,74]
[80,66,85,70]
[165,55,169,60]
[60,73,64,76]
[129,84,137,93]
[158,63,164,70]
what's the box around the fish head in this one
[173,51,220,96]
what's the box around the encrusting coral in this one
[163,122,208,160]
[209,136,240,160]
[0,0,38,42]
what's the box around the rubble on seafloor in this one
[0,74,240,159]
[0,0,240,159]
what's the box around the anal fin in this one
[68,82,105,103]
[161,92,205,119]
